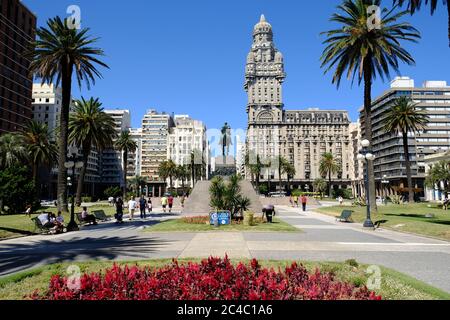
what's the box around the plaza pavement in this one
[1,205,450,293]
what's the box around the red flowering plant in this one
[32,256,382,300]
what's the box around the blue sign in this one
[210,211,231,226]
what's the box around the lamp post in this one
[357,139,376,229]
[382,175,389,206]
[64,146,84,232]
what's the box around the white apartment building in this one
[141,109,174,196]
[127,128,143,179]
[32,83,62,140]
[168,115,208,188]
[102,109,131,188]
[236,135,246,176]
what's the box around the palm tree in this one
[313,178,328,199]
[319,153,341,198]
[277,156,289,194]
[28,17,108,212]
[176,165,190,191]
[321,0,420,210]
[285,162,296,194]
[394,0,450,46]
[19,121,58,184]
[159,160,177,190]
[115,131,138,199]
[384,97,430,202]
[425,160,450,196]
[128,175,147,197]
[0,134,28,169]
[245,152,264,192]
[68,97,117,205]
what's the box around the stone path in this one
[1,205,450,293]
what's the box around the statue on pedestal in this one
[220,122,232,158]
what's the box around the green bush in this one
[332,188,353,199]
[243,211,255,226]
[0,165,37,214]
[104,186,121,199]
[81,196,92,203]
[258,184,268,195]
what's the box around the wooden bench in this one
[336,210,353,223]
[92,210,111,222]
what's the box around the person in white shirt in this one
[37,213,53,228]
[128,198,137,221]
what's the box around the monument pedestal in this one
[212,156,236,177]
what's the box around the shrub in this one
[0,165,37,214]
[104,186,121,199]
[244,211,255,226]
[81,196,92,203]
[333,188,353,200]
[182,216,209,224]
[32,257,381,300]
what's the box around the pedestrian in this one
[25,204,32,217]
[301,195,308,212]
[338,196,344,206]
[128,197,137,221]
[180,195,186,210]
[289,196,294,207]
[161,195,168,213]
[115,197,124,224]
[293,195,299,208]
[139,195,147,219]
[168,195,174,213]
[147,198,153,213]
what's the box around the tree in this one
[127,176,147,197]
[158,160,177,190]
[394,0,450,46]
[176,165,190,190]
[245,152,264,192]
[319,153,341,198]
[321,0,420,211]
[188,149,204,186]
[104,186,122,199]
[276,156,289,194]
[115,131,138,199]
[313,178,328,199]
[19,121,58,185]
[425,160,450,196]
[384,97,430,202]
[68,97,117,205]
[209,175,251,217]
[0,134,28,170]
[285,162,296,194]
[0,165,37,214]
[29,16,108,212]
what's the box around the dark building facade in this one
[0,0,36,134]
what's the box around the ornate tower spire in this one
[245,15,285,123]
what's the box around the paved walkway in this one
[1,205,450,293]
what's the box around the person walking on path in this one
[147,198,153,214]
[115,197,124,224]
[168,195,174,213]
[301,195,308,212]
[180,195,186,211]
[139,196,147,219]
[128,197,137,221]
[161,195,168,213]
[293,195,299,208]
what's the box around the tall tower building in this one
[245,14,285,124]
[0,0,36,133]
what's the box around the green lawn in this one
[0,205,116,240]
[0,258,448,300]
[316,203,450,241]
[144,217,299,233]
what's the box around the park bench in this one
[336,210,353,223]
[92,210,111,222]
[76,213,88,225]
[31,215,52,234]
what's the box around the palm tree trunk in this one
[57,61,73,212]
[402,131,415,203]
[75,143,91,206]
[329,171,332,198]
[363,58,377,213]
[278,163,282,194]
[122,150,128,200]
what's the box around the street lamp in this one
[382,175,390,206]
[357,139,376,229]
[64,146,84,232]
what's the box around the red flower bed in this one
[33,257,381,300]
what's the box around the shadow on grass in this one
[0,227,36,236]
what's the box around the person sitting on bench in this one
[37,212,54,229]
[81,207,97,225]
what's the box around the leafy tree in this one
[29,16,108,211]
[321,0,419,211]
[425,160,450,195]
[384,97,429,202]
[245,152,264,192]
[115,131,138,199]
[19,120,58,184]
[394,0,450,46]
[104,186,122,199]
[0,134,28,170]
[176,165,190,190]
[319,153,341,198]
[127,176,147,197]
[158,160,177,190]
[69,97,117,205]
[285,162,296,194]
[0,165,37,214]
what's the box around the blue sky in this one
[24,0,450,130]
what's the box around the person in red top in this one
[168,195,174,213]
[301,195,308,212]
